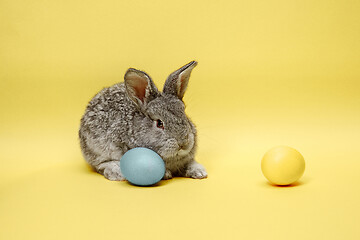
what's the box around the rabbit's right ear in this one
[124,68,160,109]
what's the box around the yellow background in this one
[1,0,360,239]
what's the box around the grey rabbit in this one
[79,61,207,181]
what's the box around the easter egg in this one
[261,146,305,185]
[120,147,165,186]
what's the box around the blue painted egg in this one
[120,147,165,186]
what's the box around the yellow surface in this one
[261,146,305,185]
[1,0,360,239]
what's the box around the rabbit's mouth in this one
[177,148,191,157]
[177,142,193,157]
[158,133,195,159]
[177,133,195,157]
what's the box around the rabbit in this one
[79,61,207,181]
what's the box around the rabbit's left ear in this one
[124,68,159,108]
[163,61,198,100]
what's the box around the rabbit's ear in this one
[124,68,159,108]
[163,61,197,100]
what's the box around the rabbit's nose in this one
[179,142,190,150]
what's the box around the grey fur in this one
[79,61,207,181]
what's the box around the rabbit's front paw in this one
[104,168,125,181]
[98,161,126,181]
[163,169,173,180]
[185,161,208,179]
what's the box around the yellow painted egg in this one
[261,146,305,185]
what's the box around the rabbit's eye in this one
[156,119,164,129]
